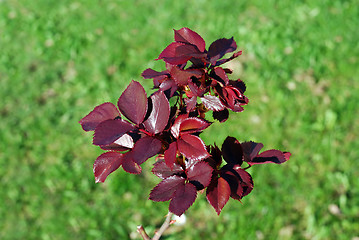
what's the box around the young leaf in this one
[213,109,229,122]
[206,177,231,215]
[174,27,206,52]
[213,67,229,85]
[79,102,120,131]
[131,136,162,165]
[141,68,168,79]
[169,183,197,216]
[93,119,134,146]
[93,152,123,183]
[143,91,170,134]
[177,134,210,161]
[171,114,188,139]
[118,80,147,125]
[149,175,185,202]
[168,65,202,86]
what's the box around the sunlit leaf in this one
[93,152,123,183]
[187,161,213,188]
[177,134,209,161]
[179,117,211,135]
[174,27,206,52]
[169,183,197,216]
[93,119,134,146]
[250,150,289,165]
[122,152,142,174]
[241,141,264,163]
[152,159,183,179]
[206,177,231,215]
[201,95,225,111]
[164,142,178,169]
[208,37,237,64]
[79,102,120,131]
[143,91,170,134]
[118,80,147,125]
[149,175,185,202]
[131,136,162,165]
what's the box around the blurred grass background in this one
[1,0,358,239]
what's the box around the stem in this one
[137,212,174,240]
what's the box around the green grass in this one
[1,0,358,239]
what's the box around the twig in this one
[137,212,174,240]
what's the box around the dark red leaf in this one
[149,175,185,202]
[118,80,147,125]
[93,119,134,146]
[215,51,242,66]
[169,183,197,216]
[241,141,264,163]
[177,134,210,161]
[168,65,203,86]
[221,171,244,200]
[208,37,237,64]
[122,152,142,174]
[131,136,162,165]
[152,159,183,179]
[250,150,289,165]
[222,136,243,165]
[201,95,225,111]
[174,27,206,52]
[187,162,213,188]
[143,91,170,134]
[232,166,253,197]
[79,102,120,131]
[93,152,123,183]
[171,114,188,139]
[184,97,197,112]
[213,67,229,85]
[213,109,229,122]
[100,133,134,151]
[179,117,211,135]
[206,177,231,215]
[157,42,192,65]
[141,68,168,79]
[159,79,178,97]
[164,142,178,169]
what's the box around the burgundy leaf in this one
[213,67,229,85]
[241,141,264,163]
[179,117,211,135]
[208,37,237,64]
[159,79,178,97]
[201,95,225,111]
[157,42,193,65]
[149,175,185,202]
[233,166,253,197]
[164,142,178,169]
[122,152,142,174]
[93,152,123,183]
[215,51,242,66]
[100,133,134,151]
[184,97,197,112]
[250,150,289,165]
[222,136,243,165]
[79,102,120,131]
[206,177,231,215]
[131,136,162,165]
[168,65,203,86]
[187,161,213,187]
[169,183,197,216]
[143,91,170,134]
[171,114,188,139]
[221,171,244,200]
[213,109,229,122]
[141,68,168,79]
[174,27,206,52]
[152,159,183,179]
[118,80,148,125]
[93,119,134,146]
[177,134,210,161]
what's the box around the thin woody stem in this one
[137,212,174,240]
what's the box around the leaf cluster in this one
[80,28,291,216]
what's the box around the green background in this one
[1,0,358,239]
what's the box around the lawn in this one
[1,0,358,239]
